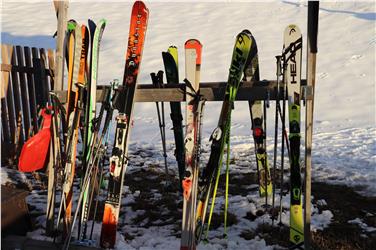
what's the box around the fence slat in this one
[16,46,32,139]
[40,48,51,104]
[3,45,17,147]
[24,47,38,134]
[47,49,55,91]
[10,46,25,145]
[32,48,45,109]
[1,45,11,144]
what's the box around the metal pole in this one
[272,56,282,226]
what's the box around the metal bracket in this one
[301,85,314,103]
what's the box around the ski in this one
[58,24,84,234]
[195,31,252,242]
[181,39,203,250]
[242,30,273,198]
[80,18,106,240]
[100,2,149,248]
[162,46,185,187]
[283,24,304,249]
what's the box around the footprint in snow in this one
[344,54,364,66]
[319,72,329,79]
[350,54,363,60]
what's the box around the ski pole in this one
[224,122,231,238]
[272,55,282,226]
[64,86,112,247]
[263,99,268,210]
[151,72,169,175]
[89,80,117,240]
[157,70,169,176]
[279,56,288,225]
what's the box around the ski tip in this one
[131,0,149,26]
[98,18,107,26]
[242,29,257,49]
[134,0,149,13]
[185,39,202,65]
[284,24,302,37]
[167,45,179,65]
[241,29,253,36]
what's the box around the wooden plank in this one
[16,46,32,139]
[304,2,319,250]
[1,95,10,144]
[40,48,51,104]
[1,45,12,143]
[32,47,46,109]
[0,63,12,72]
[54,79,307,103]
[0,63,46,74]
[1,185,29,231]
[48,49,55,90]
[46,48,58,237]
[10,45,25,145]
[54,0,68,91]
[24,47,39,134]
[3,45,17,147]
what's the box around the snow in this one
[1,0,375,249]
[348,218,376,233]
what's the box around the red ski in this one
[100,2,149,248]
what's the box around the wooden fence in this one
[1,44,55,165]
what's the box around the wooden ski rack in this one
[53,80,311,103]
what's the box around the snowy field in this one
[1,1,375,249]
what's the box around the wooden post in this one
[54,0,68,91]
[304,2,319,249]
[1,45,13,147]
[46,0,68,236]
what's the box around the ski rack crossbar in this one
[54,80,310,103]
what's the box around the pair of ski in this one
[180,39,205,250]
[180,30,255,250]
[271,24,304,250]
[162,46,186,186]
[57,18,107,246]
[283,25,304,249]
